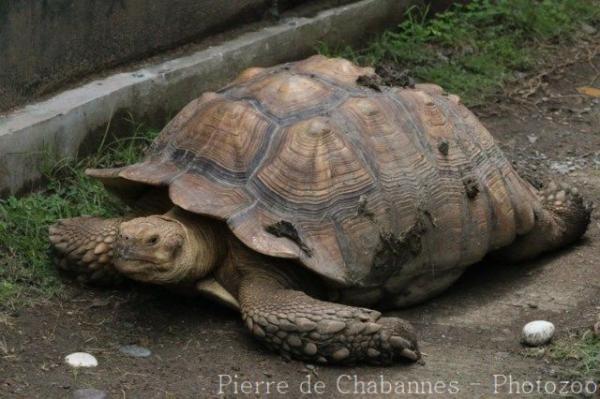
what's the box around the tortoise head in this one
[114,212,220,284]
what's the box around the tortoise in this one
[49,55,591,365]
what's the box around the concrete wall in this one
[0,0,420,197]
[0,0,324,113]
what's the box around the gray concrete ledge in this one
[0,0,419,197]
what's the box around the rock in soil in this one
[72,388,108,399]
[65,352,98,368]
[119,345,152,358]
[521,320,555,346]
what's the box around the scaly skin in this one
[49,217,123,284]
[238,277,419,364]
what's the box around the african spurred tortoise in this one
[50,56,591,365]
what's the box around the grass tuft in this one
[0,126,158,308]
[548,329,600,382]
[318,0,600,105]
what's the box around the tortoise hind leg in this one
[49,216,125,284]
[496,181,591,262]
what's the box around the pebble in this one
[65,352,98,368]
[527,134,538,144]
[521,320,555,346]
[581,22,597,35]
[72,388,107,399]
[119,345,152,358]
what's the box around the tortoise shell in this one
[90,55,539,287]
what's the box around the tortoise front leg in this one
[49,217,125,284]
[238,276,420,365]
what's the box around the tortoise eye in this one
[147,235,159,245]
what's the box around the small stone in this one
[527,134,538,144]
[593,321,600,337]
[521,320,555,346]
[72,388,107,399]
[119,345,152,358]
[65,352,98,368]
[581,22,597,35]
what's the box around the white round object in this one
[119,345,152,358]
[65,352,98,368]
[521,320,555,346]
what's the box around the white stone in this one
[73,388,107,399]
[65,352,98,368]
[521,320,555,346]
[119,345,152,358]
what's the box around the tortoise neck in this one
[167,208,228,282]
[214,235,327,301]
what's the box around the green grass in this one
[318,0,600,106]
[0,126,158,309]
[548,329,600,383]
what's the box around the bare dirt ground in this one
[1,52,599,398]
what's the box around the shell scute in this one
[293,55,375,86]
[251,116,376,214]
[231,71,341,120]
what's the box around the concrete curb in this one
[0,0,418,197]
